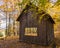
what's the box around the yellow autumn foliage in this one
[0,0,20,12]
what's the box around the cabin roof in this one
[16,2,55,24]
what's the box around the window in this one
[25,27,37,36]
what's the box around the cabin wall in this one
[38,18,47,45]
[18,8,54,45]
[23,10,39,43]
[46,19,54,45]
[19,13,27,41]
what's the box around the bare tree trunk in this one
[13,19,15,36]
[8,14,11,36]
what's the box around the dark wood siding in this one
[19,12,27,41]
[39,18,47,45]
[46,19,54,45]
[19,12,54,45]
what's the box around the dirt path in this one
[0,32,60,48]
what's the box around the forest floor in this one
[0,32,60,48]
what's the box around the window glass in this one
[25,27,37,36]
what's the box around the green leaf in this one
[55,0,60,5]
[39,0,47,6]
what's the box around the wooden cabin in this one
[17,3,55,45]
